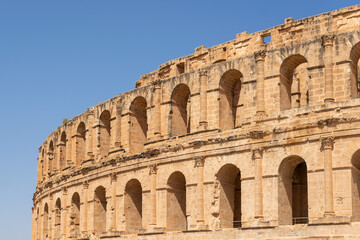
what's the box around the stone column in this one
[81,181,89,234]
[198,70,208,130]
[85,107,95,162]
[61,187,68,238]
[253,148,264,218]
[31,207,36,240]
[321,137,335,216]
[195,157,205,227]
[254,50,266,115]
[153,80,162,138]
[322,34,335,103]
[66,124,73,166]
[149,165,157,226]
[37,157,41,184]
[110,173,117,232]
[48,194,53,240]
[114,99,122,150]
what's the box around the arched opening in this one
[219,69,242,130]
[166,171,187,231]
[59,132,67,170]
[351,149,360,221]
[48,141,54,175]
[124,179,142,233]
[278,156,308,225]
[42,203,49,240]
[129,97,148,154]
[350,42,360,98]
[171,84,191,136]
[100,110,111,157]
[76,122,86,165]
[216,164,241,228]
[55,198,61,239]
[94,186,107,234]
[280,55,309,110]
[70,192,80,237]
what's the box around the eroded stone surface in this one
[32,5,360,240]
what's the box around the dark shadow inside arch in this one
[351,149,360,221]
[280,55,309,110]
[219,69,242,131]
[129,97,148,154]
[125,179,142,233]
[350,42,360,98]
[166,171,187,231]
[94,186,107,234]
[100,110,111,157]
[216,164,241,228]
[76,122,86,166]
[278,155,308,225]
[70,192,80,236]
[171,84,191,136]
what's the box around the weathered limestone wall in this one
[32,5,360,240]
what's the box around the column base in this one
[324,98,334,103]
[310,215,350,225]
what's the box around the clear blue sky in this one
[0,1,358,239]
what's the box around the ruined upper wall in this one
[136,5,360,88]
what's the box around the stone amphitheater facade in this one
[32,5,360,240]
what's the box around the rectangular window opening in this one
[263,35,271,44]
[177,62,185,75]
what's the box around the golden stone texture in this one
[33,5,360,240]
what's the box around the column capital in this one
[61,186,68,195]
[149,164,158,175]
[199,70,208,77]
[254,50,266,62]
[322,34,335,47]
[151,79,161,88]
[83,180,89,189]
[194,156,205,167]
[252,148,263,159]
[110,172,117,182]
[321,136,334,150]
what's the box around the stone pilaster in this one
[322,34,335,103]
[321,136,335,216]
[85,107,95,162]
[153,80,162,139]
[149,164,157,226]
[109,173,117,232]
[253,148,264,219]
[254,50,266,115]
[198,71,208,130]
[61,187,68,238]
[81,181,89,234]
[195,157,207,229]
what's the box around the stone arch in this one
[70,192,80,236]
[166,171,187,231]
[124,179,142,233]
[55,198,61,239]
[219,69,242,130]
[129,97,148,154]
[42,203,49,240]
[350,42,360,98]
[278,155,308,225]
[351,149,360,221]
[76,122,86,166]
[280,54,309,110]
[170,84,191,136]
[59,132,67,170]
[94,186,107,234]
[48,141,54,175]
[216,164,242,228]
[99,110,111,157]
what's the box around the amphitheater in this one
[32,5,360,240]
